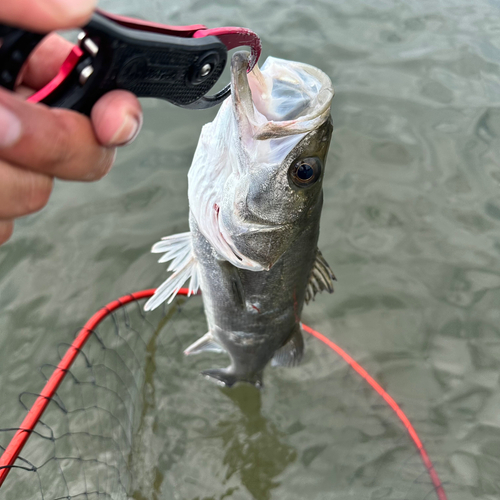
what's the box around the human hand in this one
[0,0,143,245]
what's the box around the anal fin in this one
[184,332,225,356]
[202,368,263,388]
[271,325,304,367]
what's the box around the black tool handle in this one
[0,26,44,90]
[0,13,228,114]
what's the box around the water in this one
[1,0,500,498]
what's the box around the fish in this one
[145,51,335,387]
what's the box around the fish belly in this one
[189,213,319,387]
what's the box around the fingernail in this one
[44,0,97,21]
[110,113,143,147]
[0,105,22,148]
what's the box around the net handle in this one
[0,289,447,500]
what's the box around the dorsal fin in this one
[144,232,199,311]
[305,249,336,304]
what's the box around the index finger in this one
[20,34,74,90]
[0,88,115,181]
[0,0,96,32]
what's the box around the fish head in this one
[221,118,333,270]
[188,52,334,271]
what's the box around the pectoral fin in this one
[145,231,200,311]
[271,325,304,367]
[305,249,336,304]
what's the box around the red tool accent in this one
[28,46,83,105]
[25,11,261,107]
[96,8,206,38]
[98,10,262,71]
[193,27,262,71]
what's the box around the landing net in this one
[0,289,448,499]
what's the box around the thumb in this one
[0,0,97,32]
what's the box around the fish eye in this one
[289,157,322,188]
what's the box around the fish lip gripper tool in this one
[0,9,261,114]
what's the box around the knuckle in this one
[0,221,14,246]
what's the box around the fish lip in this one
[232,54,334,141]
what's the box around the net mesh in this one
[0,296,179,499]
[0,293,450,500]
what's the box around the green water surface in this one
[1,0,500,499]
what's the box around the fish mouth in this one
[231,51,334,142]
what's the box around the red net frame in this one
[0,288,447,499]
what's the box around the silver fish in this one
[145,52,335,387]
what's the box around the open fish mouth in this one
[231,50,334,143]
